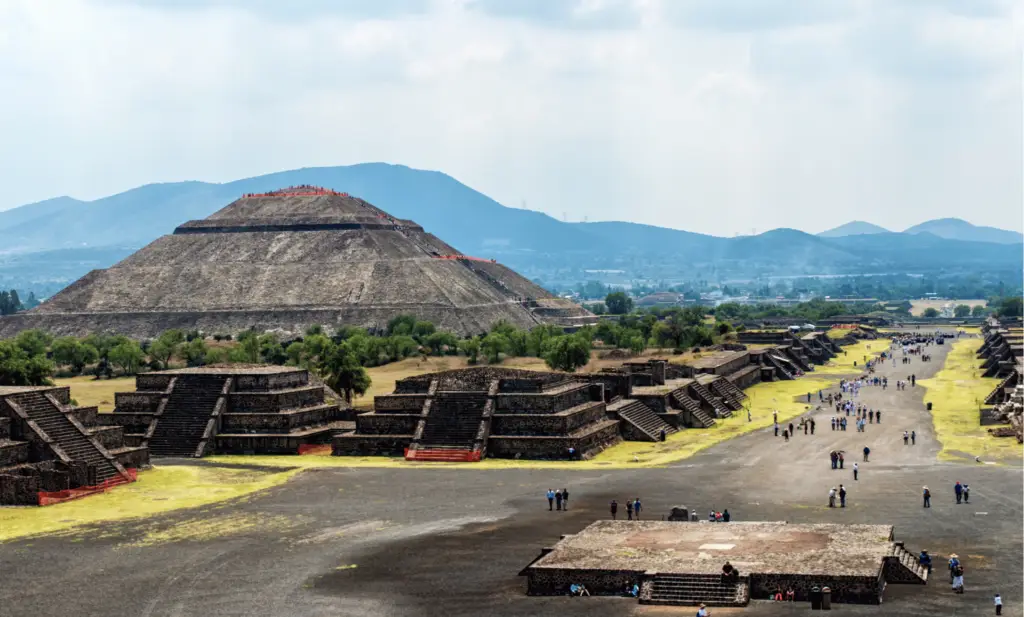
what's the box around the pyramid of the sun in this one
[0,187,592,338]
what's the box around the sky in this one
[0,0,1021,236]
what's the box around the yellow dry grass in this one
[909,299,986,316]
[810,340,884,375]
[124,512,302,547]
[0,465,301,542]
[53,375,135,413]
[918,339,1022,463]
[209,375,833,470]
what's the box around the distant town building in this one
[636,292,685,307]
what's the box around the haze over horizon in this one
[1,0,1021,236]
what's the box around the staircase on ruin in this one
[614,400,678,442]
[147,375,228,457]
[407,391,487,462]
[889,544,929,584]
[712,377,747,403]
[670,390,715,428]
[9,391,127,483]
[689,382,732,418]
[765,354,795,380]
[643,573,749,607]
[709,380,744,411]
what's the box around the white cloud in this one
[0,0,1019,235]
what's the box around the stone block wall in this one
[233,370,308,392]
[491,402,606,436]
[215,429,333,454]
[487,421,620,459]
[69,406,99,426]
[97,412,154,434]
[353,412,422,435]
[748,573,882,605]
[136,374,174,391]
[633,394,669,413]
[526,567,641,596]
[496,385,592,414]
[228,386,323,412]
[87,425,125,450]
[0,441,29,466]
[114,392,163,414]
[219,405,338,432]
[374,394,428,412]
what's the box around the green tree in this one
[14,330,52,358]
[231,331,263,363]
[998,296,1023,317]
[543,334,592,372]
[412,320,436,341]
[625,333,646,355]
[922,308,940,318]
[0,340,54,385]
[51,337,99,374]
[108,341,145,375]
[526,324,563,356]
[259,334,287,364]
[386,314,417,336]
[184,338,209,367]
[604,291,633,315]
[149,330,185,369]
[460,337,481,364]
[953,304,971,318]
[971,304,987,317]
[319,343,371,403]
[480,332,509,364]
[424,331,459,356]
[385,335,418,362]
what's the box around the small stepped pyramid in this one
[690,382,731,418]
[890,544,929,584]
[408,393,486,461]
[147,375,227,457]
[765,354,794,380]
[644,573,749,607]
[615,401,677,441]
[671,390,715,428]
[11,391,124,482]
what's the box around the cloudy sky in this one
[1,0,1020,235]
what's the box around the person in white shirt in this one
[696,603,710,616]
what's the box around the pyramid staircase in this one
[643,573,749,607]
[709,380,744,411]
[690,382,731,418]
[616,400,678,441]
[889,544,929,584]
[9,391,128,483]
[671,390,715,428]
[985,372,1019,405]
[147,375,228,457]
[406,392,487,462]
[765,354,795,380]
[713,377,747,403]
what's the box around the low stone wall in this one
[229,386,323,413]
[114,391,163,413]
[332,434,413,456]
[233,370,308,392]
[979,407,1005,426]
[215,428,333,454]
[112,446,150,469]
[220,405,338,432]
[657,410,683,429]
[487,421,620,459]
[490,402,606,437]
[0,472,39,506]
[97,412,154,434]
[748,572,882,605]
[582,373,633,401]
[136,374,174,391]
[526,567,641,596]
[69,406,99,426]
[726,365,762,390]
[0,441,29,466]
[496,384,594,414]
[354,412,422,435]
[374,394,428,412]
[87,425,125,450]
[633,394,670,413]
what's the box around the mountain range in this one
[818,219,1022,244]
[1,163,1021,292]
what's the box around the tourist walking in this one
[810,418,815,434]
[828,487,837,508]
[923,486,931,508]
[555,490,563,511]
[853,462,859,481]
[862,446,870,462]
[722,509,730,522]
[838,451,845,469]
[626,499,634,520]
[869,410,874,423]
[547,488,555,510]
[955,481,963,504]
[919,550,932,575]
[830,451,838,469]
[634,497,643,520]
[876,410,881,423]
[839,484,847,508]
[962,484,970,504]
[903,431,909,445]
[948,554,960,583]
[911,430,916,445]
[610,499,618,520]
[995,593,1003,615]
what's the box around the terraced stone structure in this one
[738,330,843,368]
[103,366,347,457]
[523,521,928,607]
[1,386,147,505]
[334,367,621,461]
[0,186,593,338]
[978,324,1023,379]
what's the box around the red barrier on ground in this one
[298,444,332,456]
[37,468,138,506]
[404,448,480,462]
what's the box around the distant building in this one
[636,292,685,307]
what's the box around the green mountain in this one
[903,218,1023,245]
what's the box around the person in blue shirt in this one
[918,550,932,574]
[546,488,555,511]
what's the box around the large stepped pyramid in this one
[0,187,593,338]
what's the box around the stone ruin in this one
[985,385,1023,443]
[737,330,843,370]
[977,323,1022,379]
[0,187,594,339]
[101,366,350,457]
[1,385,148,505]
[522,521,929,606]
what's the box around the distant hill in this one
[0,164,1021,291]
[903,218,1023,245]
[818,221,890,237]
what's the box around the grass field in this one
[0,465,302,542]
[810,340,885,375]
[53,375,134,412]
[919,339,1021,463]
[909,299,986,317]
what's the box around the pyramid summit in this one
[0,186,592,338]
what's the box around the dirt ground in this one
[2,332,1022,617]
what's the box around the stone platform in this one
[523,521,927,606]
